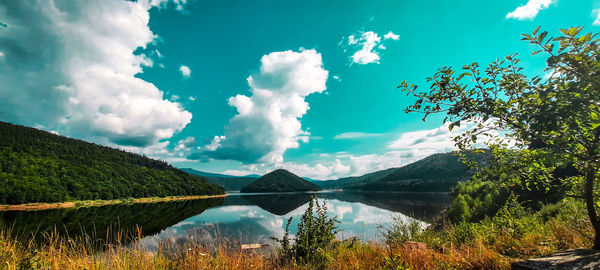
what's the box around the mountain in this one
[181,168,258,191]
[240,169,321,193]
[180,168,259,178]
[312,151,487,192]
[349,151,486,192]
[0,121,224,204]
[314,167,399,189]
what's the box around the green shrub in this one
[272,196,339,268]
[383,216,424,247]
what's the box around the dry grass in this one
[0,210,593,270]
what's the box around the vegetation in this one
[240,169,321,193]
[0,197,224,244]
[0,197,592,270]
[2,26,599,269]
[356,151,486,192]
[273,197,339,268]
[316,151,485,192]
[0,121,224,204]
[399,26,600,248]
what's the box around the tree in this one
[399,27,600,249]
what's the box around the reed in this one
[0,203,593,270]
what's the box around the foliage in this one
[385,198,592,263]
[273,196,339,268]
[240,169,321,193]
[0,198,594,270]
[383,216,425,247]
[399,26,600,248]
[317,151,487,192]
[0,121,224,204]
[356,151,487,192]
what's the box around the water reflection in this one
[0,191,449,250]
[140,191,450,250]
[0,198,223,245]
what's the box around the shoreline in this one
[0,194,229,211]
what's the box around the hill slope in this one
[315,167,398,189]
[240,169,321,193]
[349,152,484,192]
[0,121,224,204]
[181,168,258,191]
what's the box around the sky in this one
[0,0,597,179]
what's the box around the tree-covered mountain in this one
[240,169,321,193]
[312,151,487,192]
[181,168,258,191]
[0,121,224,204]
[349,152,485,192]
[314,167,399,189]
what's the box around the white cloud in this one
[349,31,381,65]
[594,9,600,26]
[219,120,485,178]
[345,30,399,65]
[221,158,351,180]
[174,136,196,151]
[202,135,226,151]
[384,31,399,40]
[179,65,191,78]
[334,132,382,139]
[348,35,358,45]
[188,96,196,101]
[192,49,328,164]
[388,122,465,152]
[0,1,192,148]
[506,0,554,20]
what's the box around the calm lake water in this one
[0,191,450,250]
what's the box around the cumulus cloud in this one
[345,30,399,65]
[384,31,400,40]
[0,1,191,148]
[334,132,383,140]
[190,49,328,164]
[506,0,554,20]
[179,65,191,78]
[349,31,381,64]
[174,136,196,151]
[222,158,351,180]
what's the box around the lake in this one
[0,191,450,250]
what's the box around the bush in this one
[272,196,339,268]
[383,216,424,247]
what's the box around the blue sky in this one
[0,0,597,179]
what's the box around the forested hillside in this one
[240,169,321,193]
[354,152,484,191]
[315,167,398,189]
[313,151,487,192]
[0,121,224,204]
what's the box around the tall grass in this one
[0,199,593,270]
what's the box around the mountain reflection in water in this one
[0,191,449,250]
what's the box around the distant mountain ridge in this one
[240,169,321,193]
[181,168,258,191]
[0,121,224,204]
[180,168,259,178]
[313,151,487,192]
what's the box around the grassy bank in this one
[0,199,592,270]
[0,194,228,211]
